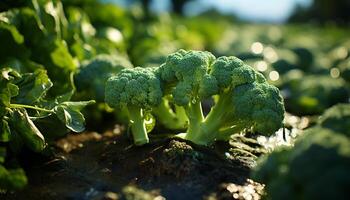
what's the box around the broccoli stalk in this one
[127,106,149,145]
[180,92,245,145]
[152,98,188,130]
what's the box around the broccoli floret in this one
[75,54,133,101]
[318,103,350,137]
[252,127,350,200]
[158,49,285,146]
[281,75,349,116]
[105,67,162,145]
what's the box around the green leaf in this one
[13,69,53,104]
[0,22,24,44]
[53,100,95,132]
[35,114,69,140]
[0,165,27,190]
[8,109,46,152]
[50,39,76,71]
[0,68,20,106]
[0,119,10,142]
[0,11,30,61]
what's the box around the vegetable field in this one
[0,0,349,199]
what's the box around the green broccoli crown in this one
[282,75,349,115]
[158,49,217,105]
[253,128,350,200]
[318,104,350,138]
[75,54,133,101]
[208,56,284,136]
[232,82,285,135]
[105,67,163,108]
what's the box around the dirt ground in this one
[1,126,264,200]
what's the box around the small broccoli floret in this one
[158,50,285,146]
[158,49,217,105]
[105,67,162,145]
[75,54,133,101]
[281,75,349,116]
[252,127,350,200]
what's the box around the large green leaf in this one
[8,109,46,152]
[13,69,53,104]
[53,100,95,132]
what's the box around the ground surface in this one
[1,127,264,200]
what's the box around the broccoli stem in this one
[153,99,188,130]
[183,94,235,145]
[184,100,204,141]
[127,106,149,145]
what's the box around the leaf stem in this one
[9,104,54,113]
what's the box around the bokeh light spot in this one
[330,68,340,78]
[251,42,263,54]
[269,71,279,81]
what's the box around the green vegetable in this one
[282,75,349,116]
[75,54,133,102]
[317,103,350,137]
[106,50,285,146]
[105,67,163,145]
[158,49,285,146]
[252,127,350,200]
[0,68,93,190]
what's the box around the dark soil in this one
[1,127,262,200]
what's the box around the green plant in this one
[105,67,162,145]
[158,49,285,146]
[252,127,350,200]
[75,54,133,102]
[317,103,350,137]
[105,50,285,146]
[282,75,349,116]
[0,68,93,190]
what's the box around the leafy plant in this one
[252,127,350,200]
[0,68,93,190]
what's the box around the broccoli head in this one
[75,54,133,101]
[157,49,218,105]
[318,103,350,138]
[252,127,350,200]
[281,75,349,116]
[105,67,162,145]
[158,49,284,146]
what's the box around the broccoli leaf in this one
[8,109,46,152]
[13,69,53,104]
[53,100,95,132]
